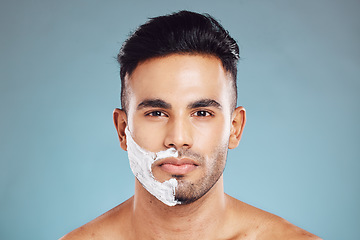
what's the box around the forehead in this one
[127,54,232,108]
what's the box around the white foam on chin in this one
[125,127,181,206]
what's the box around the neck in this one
[131,176,228,239]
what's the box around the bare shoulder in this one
[258,215,322,240]
[226,195,322,240]
[59,198,133,240]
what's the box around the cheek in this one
[192,118,230,148]
[129,115,167,151]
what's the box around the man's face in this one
[122,54,241,204]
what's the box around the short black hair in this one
[117,10,240,111]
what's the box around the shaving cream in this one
[125,127,181,206]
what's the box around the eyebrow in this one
[187,99,222,110]
[137,99,171,110]
[136,98,222,110]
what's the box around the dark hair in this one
[117,10,240,111]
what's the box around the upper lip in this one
[156,157,199,166]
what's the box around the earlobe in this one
[113,108,128,151]
[228,106,246,149]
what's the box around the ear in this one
[113,108,128,151]
[228,106,246,149]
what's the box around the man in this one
[61,11,321,239]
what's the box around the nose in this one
[164,117,193,150]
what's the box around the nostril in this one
[167,143,190,149]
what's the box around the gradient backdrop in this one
[1,0,359,239]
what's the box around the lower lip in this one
[160,164,197,175]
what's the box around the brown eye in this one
[194,111,212,117]
[146,111,167,117]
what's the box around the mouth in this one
[156,157,199,175]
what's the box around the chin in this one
[174,176,219,205]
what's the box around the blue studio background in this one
[1,0,359,239]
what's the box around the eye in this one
[145,111,168,117]
[193,110,213,117]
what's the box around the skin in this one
[60,54,322,240]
